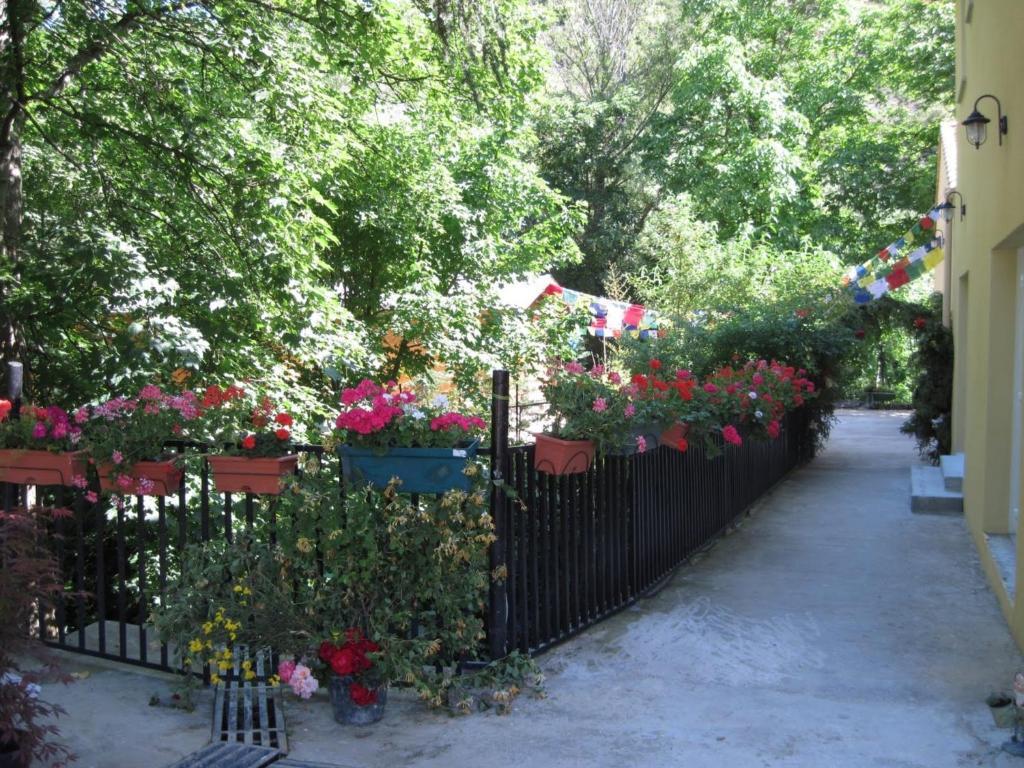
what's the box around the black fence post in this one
[3,362,23,511]
[488,369,510,660]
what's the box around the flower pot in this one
[660,422,690,451]
[0,449,87,486]
[338,441,479,494]
[328,675,386,725]
[533,434,595,475]
[99,460,183,496]
[988,693,1017,729]
[207,454,298,495]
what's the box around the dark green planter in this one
[338,440,480,494]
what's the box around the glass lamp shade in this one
[963,109,990,148]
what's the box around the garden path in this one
[50,410,1023,767]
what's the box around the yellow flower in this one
[233,585,243,593]
[268,675,281,687]
[188,639,204,653]
[243,587,252,595]
[202,622,213,635]
[218,661,230,672]
[229,632,237,641]
[295,537,313,554]
[244,670,256,681]
[242,660,252,671]
[210,673,221,684]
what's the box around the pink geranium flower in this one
[722,425,742,446]
[592,398,608,412]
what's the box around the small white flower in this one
[411,409,426,420]
[748,391,758,400]
[433,394,450,408]
[755,410,764,419]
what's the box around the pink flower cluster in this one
[335,380,405,435]
[27,405,81,446]
[91,387,201,423]
[429,413,486,433]
[281,661,318,699]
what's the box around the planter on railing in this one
[660,422,690,451]
[607,427,661,457]
[98,459,183,496]
[338,441,479,494]
[207,454,298,495]
[0,449,87,487]
[533,434,595,475]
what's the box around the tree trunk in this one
[0,0,29,364]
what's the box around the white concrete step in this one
[911,465,964,515]
[940,453,965,493]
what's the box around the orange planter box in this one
[207,454,298,495]
[99,460,183,496]
[660,422,691,451]
[0,449,87,487]
[533,434,595,476]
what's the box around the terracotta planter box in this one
[533,434,595,476]
[660,422,691,451]
[99,460,183,496]
[207,454,298,495]
[0,449,87,487]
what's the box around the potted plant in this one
[0,401,86,487]
[535,361,635,474]
[319,630,386,725]
[0,505,73,767]
[83,385,201,496]
[334,380,486,494]
[623,360,708,454]
[198,385,299,495]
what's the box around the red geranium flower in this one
[914,317,927,330]
[275,412,293,426]
[676,438,688,453]
[241,434,257,450]
[649,359,662,371]
[275,428,290,441]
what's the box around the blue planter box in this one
[338,441,480,494]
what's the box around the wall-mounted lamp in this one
[962,94,1008,149]
[938,190,966,223]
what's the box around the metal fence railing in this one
[2,368,815,672]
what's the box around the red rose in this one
[329,647,361,676]
[349,682,378,706]
[275,428,290,441]
[648,359,662,371]
[275,412,293,427]
[241,434,257,450]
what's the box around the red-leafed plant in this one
[0,505,74,766]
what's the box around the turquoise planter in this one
[338,441,480,494]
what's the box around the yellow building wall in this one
[949,0,1024,647]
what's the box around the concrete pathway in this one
[48,410,1023,767]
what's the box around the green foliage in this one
[154,453,497,708]
[626,194,844,316]
[900,297,953,462]
[536,0,954,303]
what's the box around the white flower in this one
[755,410,764,419]
[748,391,758,400]
[433,394,449,408]
[411,409,426,420]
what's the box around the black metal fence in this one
[487,388,811,657]
[1,368,815,673]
